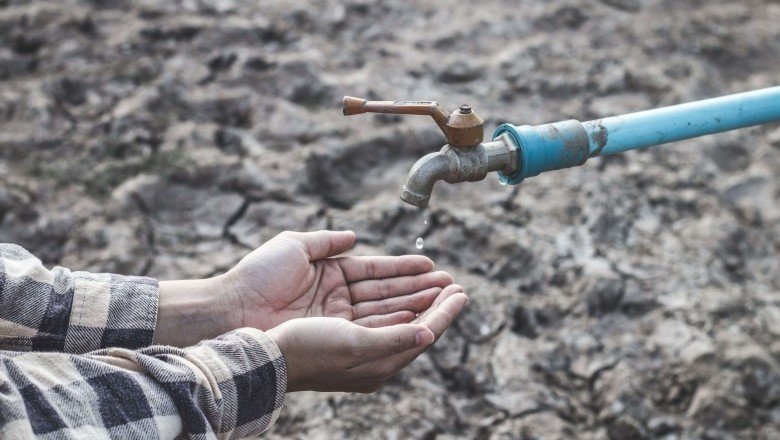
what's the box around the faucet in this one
[343,86,780,208]
[342,97,518,208]
[398,138,518,207]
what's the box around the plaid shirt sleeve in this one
[0,243,288,438]
[0,243,158,353]
[0,328,287,439]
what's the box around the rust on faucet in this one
[342,96,484,148]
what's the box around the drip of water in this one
[415,237,424,249]
[424,219,428,225]
[499,179,507,186]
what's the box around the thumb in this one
[295,230,357,260]
[362,324,434,359]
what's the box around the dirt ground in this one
[2,0,780,438]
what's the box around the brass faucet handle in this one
[342,96,448,123]
[341,96,484,148]
[342,96,370,116]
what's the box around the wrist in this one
[266,324,300,392]
[155,275,240,346]
[205,273,245,333]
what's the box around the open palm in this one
[226,231,454,331]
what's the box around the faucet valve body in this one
[343,95,513,207]
[400,135,518,207]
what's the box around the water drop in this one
[415,237,424,249]
[424,219,428,225]
[499,179,507,186]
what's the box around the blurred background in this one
[1,0,779,438]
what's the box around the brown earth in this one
[1,0,780,438]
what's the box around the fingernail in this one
[415,329,430,346]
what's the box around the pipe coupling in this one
[494,120,590,185]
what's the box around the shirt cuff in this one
[191,327,287,437]
[64,271,159,354]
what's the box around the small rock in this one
[598,0,642,13]
[742,358,780,408]
[277,61,333,108]
[708,142,750,172]
[244,55,276,71]
[721,176,778,223]
[437,60,482,83]
[0,55,38,80]
[586,277,625,316]
[188,92,253,128]
[139,24,201,41]
[757,306,780,337]
[489,243,535,281]
[490,412,572,440]
[12,33,45,55]
[681,339,716,365]
[49,77,87,106]
[700,287,744,318]
[619,278,659,316]
[687,382,752,431]
[647,416,679,435]
[608,415,648,440]
[510,305,538,339]
[457,292,506,343]
[207,52,237,73]
[534,5,588,30]
[651,319,714,364]
[715,227,750,282]
[213,128,245,156]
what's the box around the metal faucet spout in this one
[400,151,452,207]
[400,135,519,208]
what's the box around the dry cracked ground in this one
[2,0,780,439]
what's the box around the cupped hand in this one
[224,230,453,331]
[267,284,469,393]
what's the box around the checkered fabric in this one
[0,244,287,439]
[0,244,159,354]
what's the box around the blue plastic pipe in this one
[495,86,780,184]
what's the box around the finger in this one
[374,291,468,375]
[349,271,453,303]
[352,287,441,319]
[289,230,356,260]
[360,323,434,360]
[416,290,469,339]
[412,284,464,325]
[353,311,416,328]
[337,255,434,283]
[367,291,469,374]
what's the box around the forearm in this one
[0,243,158,353]
[155,275,241,347]
[0,328,287,439]
[0,242,244,351]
